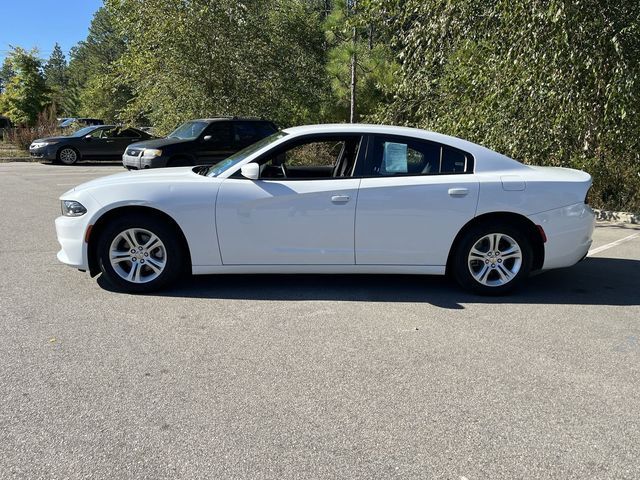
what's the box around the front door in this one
[216,178,359,264]
[215,135,364,265]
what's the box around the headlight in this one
[61,200,87,217]
[143,148,162,157]
[31,141,56,149]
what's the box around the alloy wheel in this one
[109,228,167,283]
[59,148,78,165]
[467,233,522,287]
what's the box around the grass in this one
[0,141,34,162]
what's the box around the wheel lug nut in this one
[485,260,489,264]
[491,264,495,268]
[498,259,502,263]
[140,259,145,263]
[144,252,148,257]
[130,249,136,254]
[131,257,136,262]
[138,246,143,251]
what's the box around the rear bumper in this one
[528,203,595,270]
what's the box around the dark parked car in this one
[29,125,154,165]
[122,117,277,169]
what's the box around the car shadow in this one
[98,257,640,308]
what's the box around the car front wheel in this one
[97,215,184,293]
[452,223,532,295]
[58,147,78,165]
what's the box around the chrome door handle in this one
[448,188,469,197]
[331,195,350,203]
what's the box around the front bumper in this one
[29,144,57,160]
[55,214,90,270]
[122,152,169,169]
[528,203,595,270]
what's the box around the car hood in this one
[127,137,191,149]
[65,167,208,196]
[33,136,74,143]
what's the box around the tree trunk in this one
[350,50,356,123]
[349,0,357,123]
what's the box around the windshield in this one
[71,126,100,137]
[168,121,209,140]
[206,131,288,177]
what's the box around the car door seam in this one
[352,178,362,264]
[214,181,224,265]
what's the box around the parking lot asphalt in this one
[0,162,639,480]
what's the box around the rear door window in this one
[366,135,473,176]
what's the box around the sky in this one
[0,0,103,63]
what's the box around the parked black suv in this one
[122,117,278,169]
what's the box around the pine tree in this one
[44,43,69,116]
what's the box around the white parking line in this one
[588,232,640,256]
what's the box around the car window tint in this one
[370,135,471,176]
[234,123,257,144]
[441,146,468,173]
[255,122,277,137]
[204,123,233,148]
[118,128,141,138]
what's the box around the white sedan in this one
[55,124,595,295]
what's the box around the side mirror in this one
[240,163,260,180]
[203,135,212,142]
[84,135,92,140]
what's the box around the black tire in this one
[167,156,193,167]
[452,223,532,295]
[97,214,185,293]
[57,146,79,165]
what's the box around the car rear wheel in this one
[58,147,78,165]
[452,223,532,295]
[97,215,184,293]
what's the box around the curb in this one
[594,209,639,225]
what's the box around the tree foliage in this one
[0,48,49,126]
[374,0,640,210]
[44,43,72,116]
[105,0,331,133]
[323,0,399,122]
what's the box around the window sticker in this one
[383,142,408,173]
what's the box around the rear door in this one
[355,135,479,266]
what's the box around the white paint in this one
[588,232,640,256]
